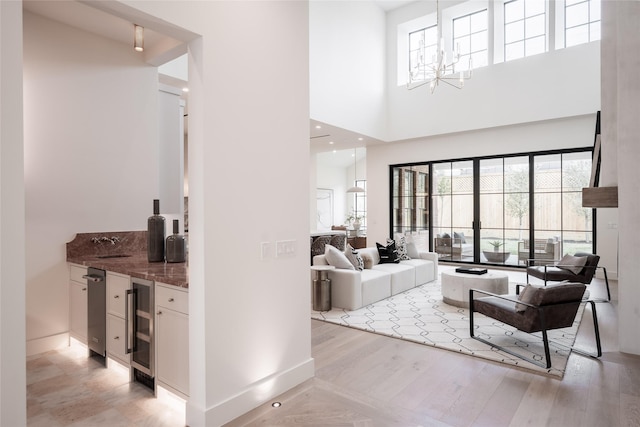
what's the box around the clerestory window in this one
[565,0,601,47]
[504,0,546,62]
[409,25,438,82]
[453,8,488,71]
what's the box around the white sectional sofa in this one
[312,246,438,310]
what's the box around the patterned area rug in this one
[311,279,586,378]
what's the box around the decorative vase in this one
[353,221,361,231]
[147,199,166,262]
[165,219,186,263]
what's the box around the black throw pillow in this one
[376,241,400,264]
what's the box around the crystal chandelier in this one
[407,0,472,94]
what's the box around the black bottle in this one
[165,219,186,263]
[147,199,166,262]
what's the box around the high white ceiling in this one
[23,1,184,58]
[24,0,411,167]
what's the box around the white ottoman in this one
[441,269,509,308]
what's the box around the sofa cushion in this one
[400,258,435,285]
[454,231,467,244]
[345,244,364,271]
[377,241,399,264]
[324,245,354,270]
[372,263,416,294]
[556,254,588,274]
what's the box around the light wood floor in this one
[228,268,640,427]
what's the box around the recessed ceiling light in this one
[315,125,321,129]
[182,87,189,92]
[332,150,337,153]
[271,402,282,408]
[329,141,334,145]
[358,137,363,141]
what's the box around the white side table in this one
[441,269,509,308]
[311,265,335,311]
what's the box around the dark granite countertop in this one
[66,231,188,288]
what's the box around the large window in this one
[504,0,546,61]
[401,0,601,79]
[390,148,594,267]
[565,0,601,47]
[353,179,367,230]
[453,9,488,71]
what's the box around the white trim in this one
[26,332,70,357]
[186,358,315,426]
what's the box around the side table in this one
[311,265,335,311]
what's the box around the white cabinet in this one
[106,271,130,367]
[155,282,189,398]
[69,264,88,343]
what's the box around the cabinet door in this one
[106,314,129,365]
[69,281,88,343]
[156,308,189,396]
[107,273,129,318]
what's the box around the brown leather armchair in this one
[526,252,610,301]
[469,283,602,369]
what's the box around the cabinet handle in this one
[114,336,119,340]
[168,298,174,302]
[82,288,87,291]
[114,295,119,299]
[157,311,163,315]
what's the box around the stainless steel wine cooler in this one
[127,276,154,389]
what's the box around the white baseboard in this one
[186,357,315,427]
[26,332,69,356]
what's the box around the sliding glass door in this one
[479,157,529,266]
[390,148,594,267]
[432,161,474,262]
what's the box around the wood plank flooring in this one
[25,267,640,426]
[228,268,640,427]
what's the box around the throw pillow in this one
[310,235,331,257]
[516,284,538,313]
[406,241,420,259]
[345,244,364,271]
[557,254,588,275]
[360,252,374,269]
[454,231,467,244]
[329,234,346,252]
[324,245,354,270]
[390,237,411,260]
[376,241,400,264]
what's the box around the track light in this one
[134,24,144,52]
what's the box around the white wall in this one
[309,0,387,140]
[0,2,27,425]
[118,2,314,425]
[23,12,160,354]
[602,1,640,355]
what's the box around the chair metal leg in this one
[602,267,611,301]
[571,300,603,359]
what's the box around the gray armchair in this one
[526,252,610,301]
[469,283,602,369]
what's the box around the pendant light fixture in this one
[134,24,144,52]
[346,148,365,193]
